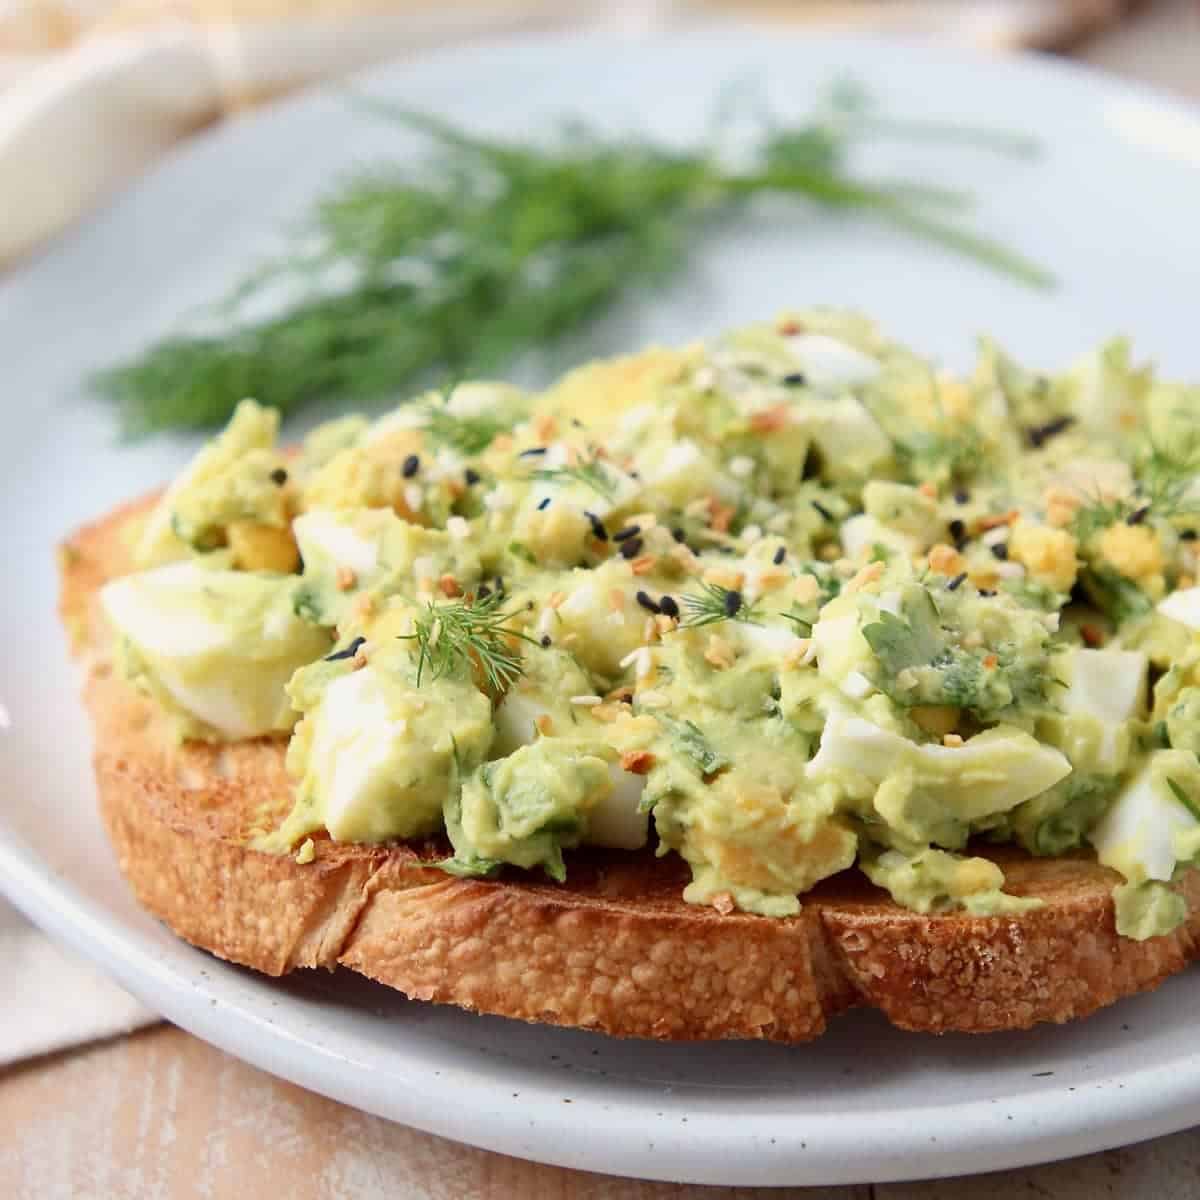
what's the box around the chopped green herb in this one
[661,716,729,777]
[400,592,537,692]
[680,581,760,628]
[422,403,512,456]
[529,460,617,500]
[292,584,325,624]
[1167,777,1200,822]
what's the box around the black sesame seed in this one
[946,572,968,592]
[659,595,679,619]
[537,497,551,511]
[620,536,644,560]
[1027,415,1075,449]
[948,518,966,543]
[978,588,997,597]
[1183,530,1198,542]
[811,500,834,522]
[584,512,609,541]
[1126,505,1150,526]
[672,527,687,544]
[464,468,481,486]
[991,541,1009,561]
[519,446,548,458]
[269,467,288,486]
[954,489,970,505]
[540,635,552,648]
[772,546,786,566]
[782,372,807,387]
[324,636,366,662]
[635,590,661,614]
[401,454,420,478]
[613,524,641,543]
[723,589,743,617]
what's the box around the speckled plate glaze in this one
[2,28,1200,1187]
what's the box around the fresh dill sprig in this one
[1071,494,1134,543]
[680,581,760,628]
[92,85,1052,437]
[1072,432,1200,542]
[1139,432,1200,519]
[528,459,616,499]
[400,592,537,693]
[421,403,512,457]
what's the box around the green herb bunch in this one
[95,84,1051,437]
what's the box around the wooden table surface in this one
[3,4,1199,1197]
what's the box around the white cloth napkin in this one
[0,1,615,266]
[0,897,156,1065]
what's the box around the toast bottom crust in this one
[66,498,1200,1041]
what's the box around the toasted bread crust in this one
[59,497,1200,1040]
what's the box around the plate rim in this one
[4,25,1200,1187]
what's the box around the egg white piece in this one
[784,333,882,389]
[293,510,380,577]
[1091,758,1200,882]
[1158,587,1200,631]
[1061,647,1147,724]
[588,765,649,851]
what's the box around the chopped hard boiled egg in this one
[809,714,1072,820]
[294,664,493,842]
[101,562,329,739]
[1090,752,1200,883]
[588,764,650,850]
[1158,587,1200,631]
[783,332,882,389]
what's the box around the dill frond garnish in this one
[420,403,512,457]
[528,459,617,500]
[1072,430,1200,542]
[93,85,1051,437]
[680,581,761,627]
[400,593,537,693]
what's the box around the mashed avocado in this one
[445,739,614,880]
[103,310,1200,939]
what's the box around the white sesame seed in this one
[483,484,514,512]
[404,483,424,513]
[570,694,603,706]
[446,516,470,539]
[741,523,762,544]
[729,455,755,479]
[536,608,556,639]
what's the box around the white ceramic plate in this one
[2,28,1200,1188]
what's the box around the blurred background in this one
[0,0,1196,268]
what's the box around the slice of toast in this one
[59,496,1200,1041]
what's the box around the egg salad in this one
[100,311,1200,939]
